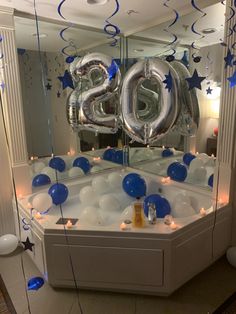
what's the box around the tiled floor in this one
[1,249,236,314]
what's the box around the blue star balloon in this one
[107,60,119,81]
[163,71,173,92]
[224,49,234,68]
[227,70,236,88]
[185,69,205,90]
[27,277,44,291]
[58,70,74,90]
[206,87,213,94]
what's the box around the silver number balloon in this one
[137,84,160,121]
[170,60,200,136]
[70,52,121,134]
[120,58,180,144]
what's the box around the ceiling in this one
[13,1,225,58]
[1,0,221,36]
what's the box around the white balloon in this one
[79,186,97,205]
[205,158,215,168]
[90,166,103,173]
[32,161,45,173]
[196,153,209,164]
[120,205,133,222]
[92,176,109,195]
[174,191,191,205]
[41,167,57,181]
[68,167,84,178]
[0,234,18,255]
[107,172,123,188]
[32,193,53,213]
[63,156,74,170]
[172,202,196,218]
[227,247,236,267]
[99,194,121,212]
[192,166,207,182]
[80,206,103,225]
[189,158,204,172]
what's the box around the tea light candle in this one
[170,221,178,230]
[66,220,73,228]
[67,151,71,156]
[196,151,199,155]
[92,147,95,151]
[200,207,206,217]
[162,145,165,150]
[120,222,127,230]
[211,154,215,158]
[30,156,34,161]
[35,212,42,220]
[27,202,32,209]
[93,157,101,164]
[164,215,173,225]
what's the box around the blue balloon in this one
[114,150,124,164]
[122,173,146,198]
[167,162,187,182]
[32,174,51,187]
[144,194,171,218]
[208,174,214,188]
[48,183,69,205]
[103,148,116,161]
[162,148,174,158]
[49,157,65,172]
[27,277,44,291]
[183,153,196,166]
[72,157,90,174]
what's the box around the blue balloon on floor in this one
[162,148,173,158]
[183,152,196,166]
[48,183,68,205]
[73,157,90,173]
[122,173,146,198]
[49,157,65,172]
[103,148,116,161]
[32,174,51,187]
[208,174,214,188]
[27,277,44,291]
[167,162,187,182]
[114,150,123,164]
[144,194,171,218]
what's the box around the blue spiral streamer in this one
[163,0,179,57]
[190,0,207,61]
[104,0,120,46]
[58,0,66,20]
[57,1,76,63]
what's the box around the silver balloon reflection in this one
[120,58,180,144]
[67,52,121,134]
[171,60,200,136]
[137,84,160,121]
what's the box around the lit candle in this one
[67,151,71,156]
[120,222,127,230]
[147,145,150,148]
[93,157,101,164]
[211,154,215,158]
[200,207,206,217]
[30,156,34,161]
[107,146,111,149]
[164,215,173,225]
[161,178,166,184]
[162,145,165,150]
[196,151,199,155]
[170,221,178,230]
[35,212,42,220]
[66,220,73,228]
[51,153,54,157]
[27,202,32,209]
[92,147,95,151]
[166,177,171,183]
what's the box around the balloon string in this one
[104,0,120,46]
[163,0,179,56]
[190,0,207,59]
[0,93,32,314]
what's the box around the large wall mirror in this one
[125,1,224,190]
[14,1,225,192]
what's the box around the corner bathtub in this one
[13,168,232,296]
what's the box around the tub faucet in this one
[148,203,156,224]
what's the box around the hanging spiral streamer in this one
[104,0,120,46]
[163,0,179,61]
[190,0,207,62]
[57,1,76,63]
